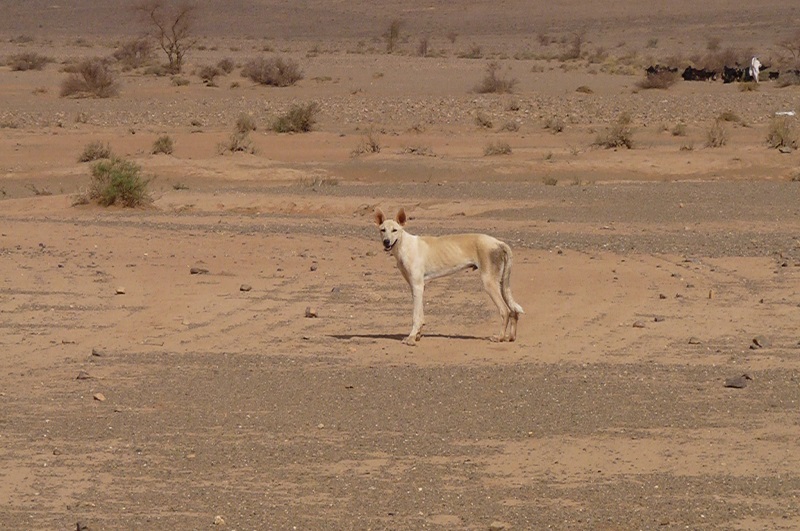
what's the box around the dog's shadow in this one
[329,333,483,341]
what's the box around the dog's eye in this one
[391,229,397,232]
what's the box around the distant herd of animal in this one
[646,56,800,84]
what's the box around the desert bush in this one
[236,114,257,133]
[484,141,512,156]
[385,19,404,53]
[241,56,303,86]
[152,135,174,155]
[351,129,381,157]
[718,110,740,123]
[559,30,585,61]
[542,177,558,186]
[499,120,520,132]
[272,102,319,133]
[198,64,221,84]
[60,58,119,98]
[637,70,679,89]
[172,76,190,86]
[217,57,235,74]
[6,52,53,71]
[544,115,565,133]
[671,123,687,137]
[777,72,800,87]
[417,37,429,57]
[112,38,153,69]
[766,116,798,149]
[595,113,634,149]
[739,81,758,92]
[86,157,150,207]
[705,119,727,148]
[575,85,593,94]
[78,141,112,162]
[458,45,483,59]
[218,131,255,154]
[475,112,493,129]
[475,61,517,94]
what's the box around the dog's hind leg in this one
[481,270,512,342]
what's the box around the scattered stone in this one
[76,370,92,380]
[305,307,318,318]
[751,336,769,349]
[778,146,793,154]
[115,287,126,295]
[317,423,325,429]
[213,515,225,526]
[91,348,104,357]
[724,374,752,389]
[688,337,702,345]
[654,316,665,322]
[93,393,106,402]
[632,320,646,328]
[310,262,318,271]
[239,284,252,292]
[53,448,62,456]
[489,522,511,531]
[366,250,377,257]
[190,267,209,275]
[659,293,667,299]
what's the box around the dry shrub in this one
[559,30,585,61]
[739,81,758,92]
[705,119,727,148]
[475,61,517,94]
[6,52,53,71]
[242,56,303,86]
[777,72,800,87]
[60,58,119,98]
[351,129,381,157]
[198,64,222,84]
[217,57,235,74]
[544,115,565,133]
[272,102,319,133]
[595,113,634,149]
[499,120,520,132]
[152,135,174,155]
[475,112,493,129]
[766,116,798,149]
[78,141,112,162]
[236,114,257,134]
[671,123,687,137]
[458,45,483,59]
[218,131,255,154]
[417,37,429,57]
[637,70,679,89]
[484,141,512,156]
[112,38,153,69]
[718,110,741,123]
[385,19,404,53]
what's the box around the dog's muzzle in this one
[383,239,395,251]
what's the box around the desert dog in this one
[374,208,523,345]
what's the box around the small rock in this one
[489,522,511,531]
[239,284,252,292]
[724,374,752,389]
[654,316,665,322]
[366,250,377,257]
[93,393,106,402]
[76,370,92,380]
[778,146,793,154]
[688,337,702,345]
[190,267,209,275]
[632,320,646,328]
[91,348,105,357]
[658,293,667,299]
[115,287,125,295]
[213,515,225,526]
[305,307,318,318]
[53,448,62,456]
[310,262,318,271]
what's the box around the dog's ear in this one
[373,208,385,226]
[395,208,407,226]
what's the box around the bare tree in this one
[136,0,198,73]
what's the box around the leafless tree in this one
[136,0,198,73]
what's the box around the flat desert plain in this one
[1,1,800,529]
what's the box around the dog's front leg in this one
[404,281,425,345]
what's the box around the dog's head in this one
[373,208,406,252]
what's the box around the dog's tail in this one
[500,243,524,316]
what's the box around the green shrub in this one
[272,102,319,133]
[78,141,112,162]
[88,157,150,207]
[152,135,174,155]
[241,56,303,86]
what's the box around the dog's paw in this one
[402,336,417,346]
[490,334,509,343]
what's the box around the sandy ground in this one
[2,2,800,530]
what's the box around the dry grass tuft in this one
[475,62,517,94]
[242,56,303,87]
[60,58,119,98]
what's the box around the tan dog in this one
[374,208,523,345]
